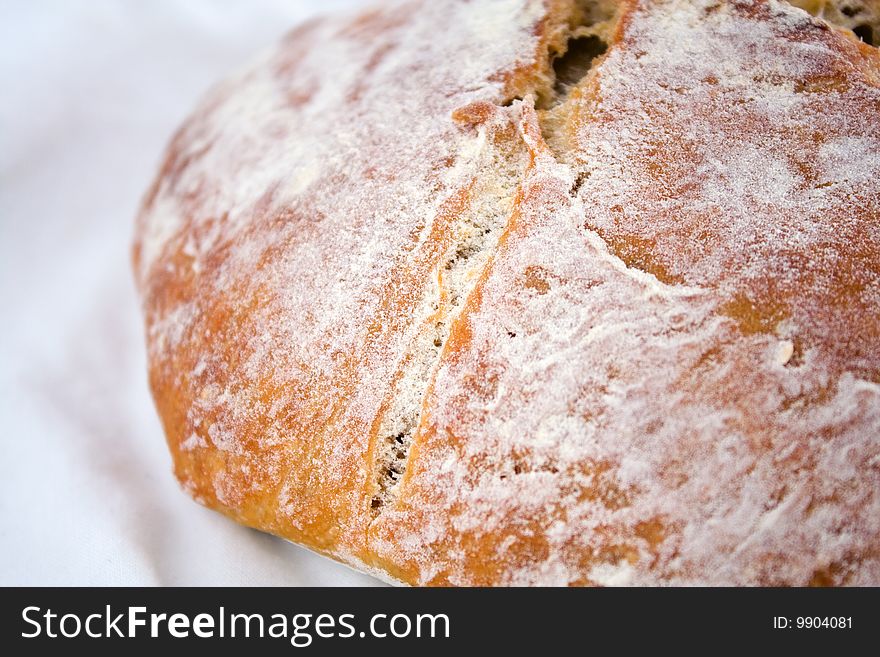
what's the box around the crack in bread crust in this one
[367,113,531,517]
[368,1,640,523]
[789,0,880,45]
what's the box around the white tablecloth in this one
[0,0,385,586]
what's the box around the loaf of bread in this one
[133,0,880,585]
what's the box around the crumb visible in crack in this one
[371,1,628,519]
[571,171,591,195]
[853,23,874,44]
[370,141,522,519]
[790,0,878,47]
[371,427,415,513]
[552,35,608,98]
[535,1,622,164]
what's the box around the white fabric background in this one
[0,0,386,585]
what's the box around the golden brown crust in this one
[135,0,880,585]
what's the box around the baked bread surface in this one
[134,0,880,585]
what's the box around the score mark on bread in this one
[134,0,880,586]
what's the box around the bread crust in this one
[134,0,880,585]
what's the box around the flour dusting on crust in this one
[135,0,880,586]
